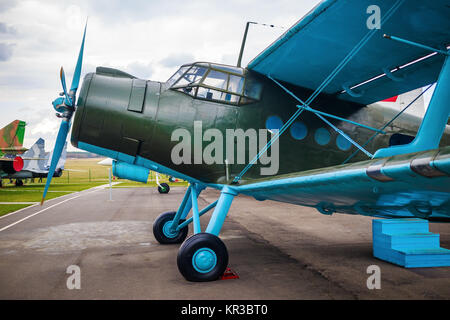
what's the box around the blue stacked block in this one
[372,218,450,268]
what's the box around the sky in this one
[0,0,323,152]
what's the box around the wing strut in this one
[374,49,450,158]
[269,75,374,158]
[343,83,434,164]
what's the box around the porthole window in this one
[290,121,307,140]
[336,134,352,150]
[265,116,283,132]
[314,128,330,145]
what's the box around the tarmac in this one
[0,186,449,299]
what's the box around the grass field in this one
[0,158,188,216]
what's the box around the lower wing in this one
[236,146,450,220]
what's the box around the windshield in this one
[166,62,262,105]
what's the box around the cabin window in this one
[243,75,263,100]
[389,133,415,146]
[167,62,263,106]
[228,75,244,95]
[203,70,228,90]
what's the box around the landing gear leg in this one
[153,184,198,244]
[177,186,237,282]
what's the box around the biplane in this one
[42,0,450,281]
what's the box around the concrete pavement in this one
[0,186,448,299]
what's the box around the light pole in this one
[236,21,257,68]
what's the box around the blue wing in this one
[235,146,450,219]
[248,0,450,105]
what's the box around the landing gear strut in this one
[152,183,237,282]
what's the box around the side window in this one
[243,75,263,100]
[228,75,244,95]
[203,70,228,90]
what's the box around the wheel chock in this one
[220,267,239,280]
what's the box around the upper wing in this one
[235,146,450,219]
[248,0,450,105]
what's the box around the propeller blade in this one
[59,67,72,105]
[69,21,87,93]
[41,120,70,205]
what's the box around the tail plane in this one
[0,120,27,156]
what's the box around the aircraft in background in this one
[5,139,67,186]
[43,0,450,281]
[0,121,66,187]
[0,120,27,182]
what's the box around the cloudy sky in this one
[0,0,324,151]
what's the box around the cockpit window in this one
[166,62,263,105]
[228,74,244,95]
[171,66,207,88]
[202,70,228,90]
[166,66,189,87]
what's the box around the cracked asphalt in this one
[0,186,449,299]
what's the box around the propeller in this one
[41,22,87,205]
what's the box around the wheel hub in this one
[162,221,178,238]
[192,248,217,273]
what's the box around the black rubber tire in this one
[153,211,188,244]
[158,183,170,194]
[177,233,228,282]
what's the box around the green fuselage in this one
[71,64,450,185]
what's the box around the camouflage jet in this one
[0,121,65,186]
[0,120,27,181]
[3,138,66,186]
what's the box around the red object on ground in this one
[220,267,239,280]
[382,95,398,102]
[13,156,24,172]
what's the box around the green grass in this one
[0,204,31,217]
[0,182,106,202]
[0,157,188,216]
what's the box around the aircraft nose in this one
[71,69,161,156]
